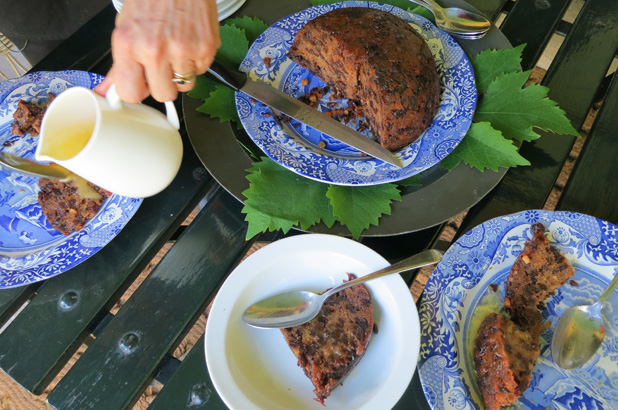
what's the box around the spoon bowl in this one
[242,248,443,328]
[408,0,491,35]
[551,271,618,369]
[448,30,487,41]
[435,6,491,33]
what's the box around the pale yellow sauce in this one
[44,122,93,160]
[466,288,504,366]
[63,173,102,199]
[43,122,102,198]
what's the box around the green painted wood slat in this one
[0,287,35,327]
[148,336,228,410]
[500,0,573,70]
[557,73,618,222]
[465,0,510,21]
[457,0,618,237]
[46,188,252,410]
[0,139,213,394]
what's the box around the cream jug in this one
[35,85,183,198]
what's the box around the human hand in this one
[95,0,220,103]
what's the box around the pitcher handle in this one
[105,84,124,110]
[106,84,180,130]
[164,101,180,130]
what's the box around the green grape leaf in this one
[473,44,525,94]
[397,174,423,186]
[407,5,435,21]
[242,204,297,240]
[187,75,218,100]
[441,122,530,171]
[475,70,579,141]
[242,158,335,239]
[215,24,250,68]
[196,85,241,127]
[326,184,402,238]
[224,16,269,44]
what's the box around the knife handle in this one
[206,61,248,91]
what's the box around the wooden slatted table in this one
[0,0,616,409]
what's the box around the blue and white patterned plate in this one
[418,210,618,410]
[0,71,142,288]
[236,1,476,185]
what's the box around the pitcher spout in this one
[36,86,98,164]
[34,139,59,163]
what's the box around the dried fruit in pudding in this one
[473,313,541,410]
[280,274,373,404]
[10,93,56,137]
[38,177,110,235]
[288,7,441,151]
[474,222,575,409]
[505,222,575,332]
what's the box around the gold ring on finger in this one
[172,72,197,85]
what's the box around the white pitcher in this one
[36,85,183,198]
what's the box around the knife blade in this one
[206,61,403,168]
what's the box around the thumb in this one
[94,67,117,96]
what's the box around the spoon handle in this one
[407,0,435,14]
[0,152,72,180]
[422,0,444,11]
[322,249,443,298]
[600,270,618,304]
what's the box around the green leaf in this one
[398,174,423,187]
[196,85,241,125]
[326,184,401,238]
[242,158,335,237]
[473,44,525,94]
[320,207,338,229]
[407,5,435,22]
[242,204,297,240]
[475,70,579,141]
[381,0,428,10]
[187,75,218,100]
[441,122,530,171]
[215,25,250,68]
[224,16,269,45]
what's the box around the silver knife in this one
[206,61,403,168]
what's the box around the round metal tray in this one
[183,0,513,237]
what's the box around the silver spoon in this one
[408,0,491,35]
[0,151,72,180]
[447,30,487,41]
[242,248,443,329]
[551,271,618,369]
